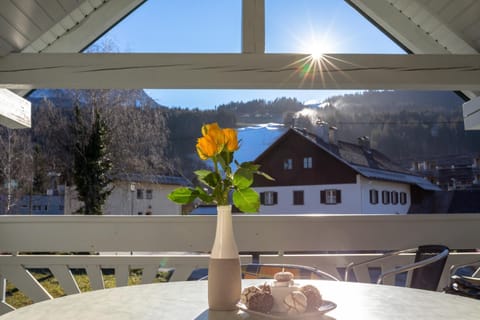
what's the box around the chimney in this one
[314,119,329,143]
[357,136,370,149]
[328,126,338,145]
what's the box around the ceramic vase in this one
[208,205,242,310]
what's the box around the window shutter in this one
[336,190,342,203]
[260,192,265,205]
[273,192,278,205]
[320,190,326,203]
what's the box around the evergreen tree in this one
[72,106,112,215]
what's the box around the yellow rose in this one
[196,135,218,160]
[223,128,239,152]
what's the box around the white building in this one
[65,174,191,215]
[253,127,440,214]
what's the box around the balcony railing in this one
[1,214,480,314]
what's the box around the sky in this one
[98,0,403,109]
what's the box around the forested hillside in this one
[289,91,479,166]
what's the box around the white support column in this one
[463,96,480,130]
[0,89,31,129]
[242,0,265,54]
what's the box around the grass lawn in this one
[6,269,168,309]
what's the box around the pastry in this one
[247,291,274,313]
[300,284,323,311]
[283,290,308,314]
[241,285,261,304]
[270,271,299,313]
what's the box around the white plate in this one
[237,300,337,319]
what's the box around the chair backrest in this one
[410,245,450,290]
[241,263,339,281]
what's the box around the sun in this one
[297,30,337,60]
[308,42,325,60]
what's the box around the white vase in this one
[208,205,241,311]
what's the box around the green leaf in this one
[220,150,234,166]
[232,188,259,213]
[167,187,197,204]
[195,186,213,203]
[195,170,220,188]
[233,168,253,189]
[238,161,261,171]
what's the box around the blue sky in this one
[99,0,403,109]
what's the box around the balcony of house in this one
[1,213,480,314]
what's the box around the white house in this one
[64,173,191,215]
[253,126,440,214]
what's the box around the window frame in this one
[260,191,278,206]
[293,190,304,205]
[320,189,342,205]
[137,189,144,200]
[369,189,379,205]
[303,156,313,169]
[391,191,399,205]
[284,158,293,170]
[146,189,153,200]
[382,190,390,205]
[400,192,407,205]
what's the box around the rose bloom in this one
[223,128,239,152]
[196,135,218,160]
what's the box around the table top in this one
[1,280,479,320]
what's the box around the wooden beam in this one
[242,0,265,53]
[1,53,480,90]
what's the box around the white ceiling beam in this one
[23,0,146,54]
[1,53,480,91]
[348,0,479,100]
[348,0,446,53]
[242,0,265,54]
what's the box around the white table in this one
[1,280,479,319]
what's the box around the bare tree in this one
[0,127,33,213]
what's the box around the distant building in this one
[409,156,480,213]
[65,173,191,215]
[253,126,440,214]
[0,194,64,215]
[410,156,480,190]
[0,172,65,215]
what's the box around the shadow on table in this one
[194,309,336,319]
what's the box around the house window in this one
[382,191,390,204]
[321,189,342,204]
[284,158,293,170]
[303,157,312,168]
[293,190,304,205]
[369,189,378,204]
[400,192,407,205]
[391,191,399,205]
[260,191,278,205]
[137,189,144,199]
[146,189,153,199]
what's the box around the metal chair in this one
[241,263,340,281]
[445,259,480,299]
[195,263,340,281]
[345,245,449,291]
